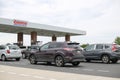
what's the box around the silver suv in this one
[83,44,120,63]
[0,45,22,61]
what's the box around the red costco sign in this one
[13,20,27,26]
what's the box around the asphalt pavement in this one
[0,59,120,78]
[0,65,120,80]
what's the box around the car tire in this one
[55,56,64,67]
[16,58,20,61]
[101,55,110,64]
[22,53,26,59]
[1,55,7,61]
[111,59,118,63]
[29,55,37,64]
[72,62,80,66]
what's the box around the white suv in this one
[0,45,22,61]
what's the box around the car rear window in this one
[67,43,81,49]
[9,45,20,50]
[0,46,6,50]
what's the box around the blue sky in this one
[0,0,120,45]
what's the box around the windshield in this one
[9,45,20,50]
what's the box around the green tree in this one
[81,44,89,48]
[115,37,120,45]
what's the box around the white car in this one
[0,45,22,61]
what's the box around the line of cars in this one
[21,42,120,66]
[0,42,120,67]
[22,42,85,67]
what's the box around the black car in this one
[22,45,40,59]
[82,44,120,63]
[28,42,85,67]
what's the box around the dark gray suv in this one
[82,44,120,63]
[28,42,85,67]
[22,45,40,59]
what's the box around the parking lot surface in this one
[0,59,120,78]
[0,65,120,80]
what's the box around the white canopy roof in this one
[0,18,86,37]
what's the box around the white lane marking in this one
[97,70,109,73]
[33,76,57,80]
[50,79,57,80]
[19,74,31,77]
[69,68,79,70]
[0,71,5,72]
[8,72,17,74]
[33,76,45,79]
[91,77,104,80]
[0,71,57,80]
[70,68,110,73]
[82,69,94,71]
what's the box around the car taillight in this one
[112,44,117,52]
[64,48,74,51]
[7,50,10,54]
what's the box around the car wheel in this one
[1,55,6,61]
[111,59,118,63]
[72,62,80,66]
[22,53,26,59]
[29,55,37,64]
[102,55,110,64]
[55,56,64,67]
[16,58,20,61]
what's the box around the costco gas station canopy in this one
[0,18,86,45]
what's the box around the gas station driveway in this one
[0,59,120,80]
[0,65,120,80]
